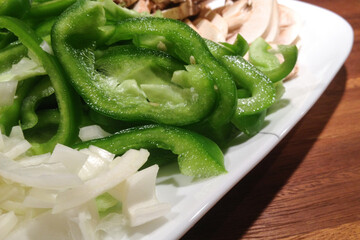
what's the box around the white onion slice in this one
[52,149,149,214]
[79,125,111,142]
[22,188,57,209]
[0,80,17,107]
[3,140,32,159]
[0,153,83,189]
[5,203,98,240]
[40,40,53,55]
[0,57,46,82]
[0,130,5,152]
[78,148,111,181]
[88,145,115,162]
[16,153,51,167]
[49,144,88,175]
[95,213,127,240]
[120,165,171,227]
[0,211,18,239]
[9,126,25,140]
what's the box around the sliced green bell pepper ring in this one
[75,124,227,178]
[26,0,76,19]
[33,109,59,129]
[0,42,27,73]
[0,78,35,135]
[218,34,249,57]
[35,18,56,45]
[249,37,298,83]
[20,76,55,130]
[232,110,267,136]
[0,31,17,50]
[95,45,216,122]
[221,55,276,115]
[104,16,237,130]
[0,0,31,18]
[204,39,276,125]
[51,1,219,126]
[0,16,81,154]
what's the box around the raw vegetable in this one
[0,16,81,154]
[0,127,170,239]
[0,0,299,238]
[249,37,298,83]
[75,124,226,178]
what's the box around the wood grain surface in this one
[182,0,360,239]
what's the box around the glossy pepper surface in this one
[75,124,226,178]
[0,16,81,154]
[249,37,298,83]
[51,0,221,126]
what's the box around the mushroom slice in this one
[201,10,229,37]
[151,0,184,10]
[235,0,275,43]
[114,0,139,7]
[195,18,226,42]
[263,0,279,42]
[133,0,151,13]
[221,0,251,31]
[200,0,226,10]
[276,4,302,45]
[221,0,248,19]
[184,18,199,32]
[161,0,201,20]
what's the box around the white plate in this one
[121,1,354,239]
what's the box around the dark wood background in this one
[182,0,360,239]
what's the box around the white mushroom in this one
[184,18,199,32]
[200,0,226,10]
[161,0,200,20]
[201,10,229,38]
[221,0,251,32]
[195,18,227,42]
[234,0,275,43]
[263,0,279,42]
[275,4,302,45]
[133,0,151,13]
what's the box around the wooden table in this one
[182,0,360,239]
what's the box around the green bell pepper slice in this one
[102,12,237,131]
[51,0,220,126]
[205,40,276,132]
[27,0,76,19]
[75,124,226,178]
[94,45,216,125]
[20,76,55,130]
[249,37,298,83]
[0,16,81,154]
[0,42,27,73]
[0,0,31,18]
[221,55,276,115]
[0,78,35,134]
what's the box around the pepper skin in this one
[75,124,227,178]
[0,16,81,154]
[51,0,221,126]
[249,37,298,83]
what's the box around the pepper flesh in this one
[0,79,35,134]
[0,16,81,154]
[20,76,55,130]
[51,0,221,126]
[105,16,237,131]
[204,39,276,134]
[75,124,227,178]
[0,0,31,18]
[249,37,298,83]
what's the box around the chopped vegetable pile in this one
[0,0,299,238]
